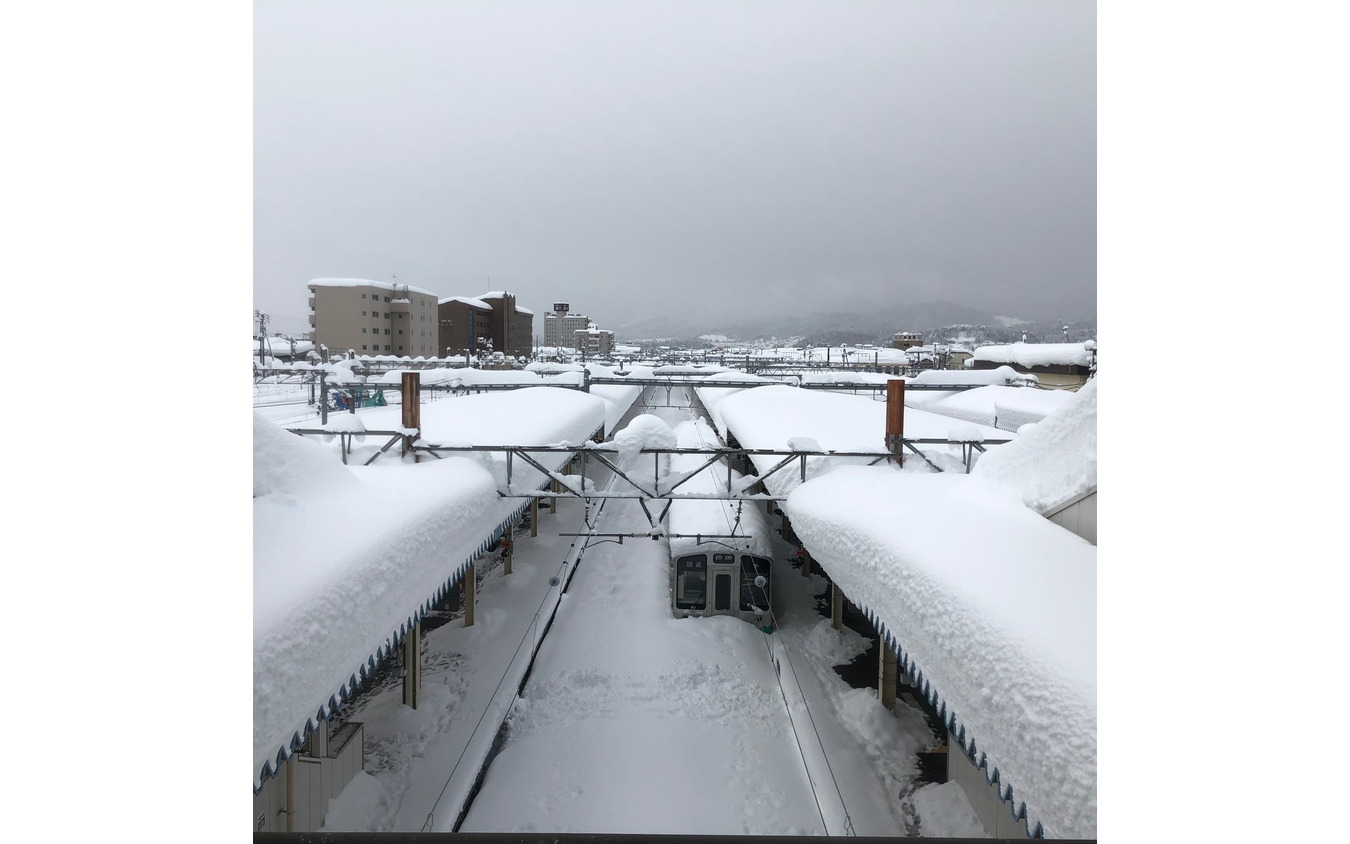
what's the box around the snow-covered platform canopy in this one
[972,341,1095,369]
[787,469,1096,839]
[254,387,608,791]
[707,385,1008,493]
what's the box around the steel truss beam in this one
[412,441,1010,501]
[587,376,992,392]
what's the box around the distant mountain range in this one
[614,301,1096,348]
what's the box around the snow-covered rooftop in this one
[438,295,493,310]
[711,385,1007,496]
[972,342,1094,368]
[787,468,1096,839]
[973,379,1097,513]
[310,277,438,298]
[920,385,1076,432]
[254,387,608,790]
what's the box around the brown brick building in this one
[438,291,534,359]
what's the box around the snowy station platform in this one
[706,381,1098,839]
[253,386,609,791]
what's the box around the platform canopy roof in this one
[253,387,607,791]
[787,468,1096,839]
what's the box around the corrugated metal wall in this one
[948,746,1032,838]
[251,723,365,832]
[1046,490,1097,546]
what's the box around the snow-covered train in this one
[667,419,776,632]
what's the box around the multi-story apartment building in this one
[437,296,495,357]
[477,292,534,358]
[308,279,441,357]
[575,326,614,356]
[543,303,593,349]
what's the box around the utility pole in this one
[255,310,269,365]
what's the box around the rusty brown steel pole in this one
[886,379,905,466]
[402,371,421,460]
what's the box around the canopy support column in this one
[463,565,476,627]
[401,621,421,709]
[880,639,898,711]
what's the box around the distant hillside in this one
[616,301,1095,347]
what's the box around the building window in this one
[398,346,403,352]
[384,297,390,302]
[384,344,390,351]
[361,293,366,299]
[385,329,390,335]
[398,329,403,335]
[362,344,367,350]
[362,328,367,333]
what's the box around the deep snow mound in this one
[973,379,1096,512]
[254,412,355,499]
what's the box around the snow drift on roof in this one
[439,296,493,310]
[310,277,438,298]
[691,372,771,435]
[972,379,1096,513]
[972,342,1093,368]
[787,468,1096,839]
[909,366,1032,386]
[921,385,1075,432]
[902,366,1037,410]
[254,388,607,789]
[714,386,1006,496]
[254,420,500,791]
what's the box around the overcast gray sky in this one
[255,0,1095,335]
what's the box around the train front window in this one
[740,555,771,612]
[675,554,707,610]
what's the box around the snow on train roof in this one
[787,468,1096,839]
[714,385,1008,497]
[254,389,607,789]
[972,342,1094,368]
[920,385,1075,432]
[973,378,1097,513]
[667,419,773,559]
